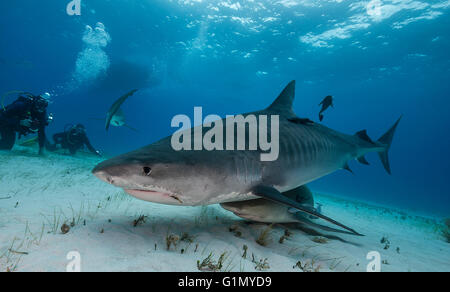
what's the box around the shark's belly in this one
[199,192,260,205]
[279,161,343,192]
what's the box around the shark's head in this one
[110,115,125,127]
[110,109,126,127]
[92,143,224,206]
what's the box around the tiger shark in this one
[221,185,359,235]
[220,185,316,224]
[93,81,401,236]
[105,89,138,131]
[109,108,139,132]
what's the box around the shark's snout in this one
[92,160,130,186]
[220,203,246,215]
[93,161,112,182]
[92,158,186,205]
[93,169,114,184]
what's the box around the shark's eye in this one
[143,167,152,176]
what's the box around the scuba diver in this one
[0,92,52,155]
[47,124,101,156]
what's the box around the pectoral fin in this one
[294,214,360,236]
[283,185,314,207]
[124,124,139,133]
[251,185,363,236]
[289,206,320,220]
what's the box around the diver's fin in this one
[267,81,295,115]
[343,163,354,174]
[288,117,314,125]
[18,136,38,147]
[355,130,374,144]
[251,185,364,236]
[357,156,370,165]
[319,114,324,122]
[377,116,402,175]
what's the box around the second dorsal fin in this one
[357,156,370,165]
[355,130,374,144]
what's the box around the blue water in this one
[1,1,449,216]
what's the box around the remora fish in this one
[221,186,358,235]
[93,81,401,236]
[221,185,316,224]
[319,95,334,122]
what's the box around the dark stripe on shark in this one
[251,185,364,236]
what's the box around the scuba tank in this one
[64,124,78,146]
[1,91,34,111]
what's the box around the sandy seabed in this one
[0,146,449,272]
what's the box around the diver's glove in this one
[20,118,33,128]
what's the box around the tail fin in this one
[377,116,402,174]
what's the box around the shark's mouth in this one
[124,188,183,205]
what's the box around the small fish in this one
[221,185,315,224]
[319,95,334,122]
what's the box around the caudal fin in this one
[377,116,402,175]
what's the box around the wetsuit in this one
[48,128,99,156]
[0,96,48,152]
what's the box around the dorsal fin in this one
[267,80,296,115]
[355,130,374,144]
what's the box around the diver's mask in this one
[72,124,86,136]
[34,92,51,112]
